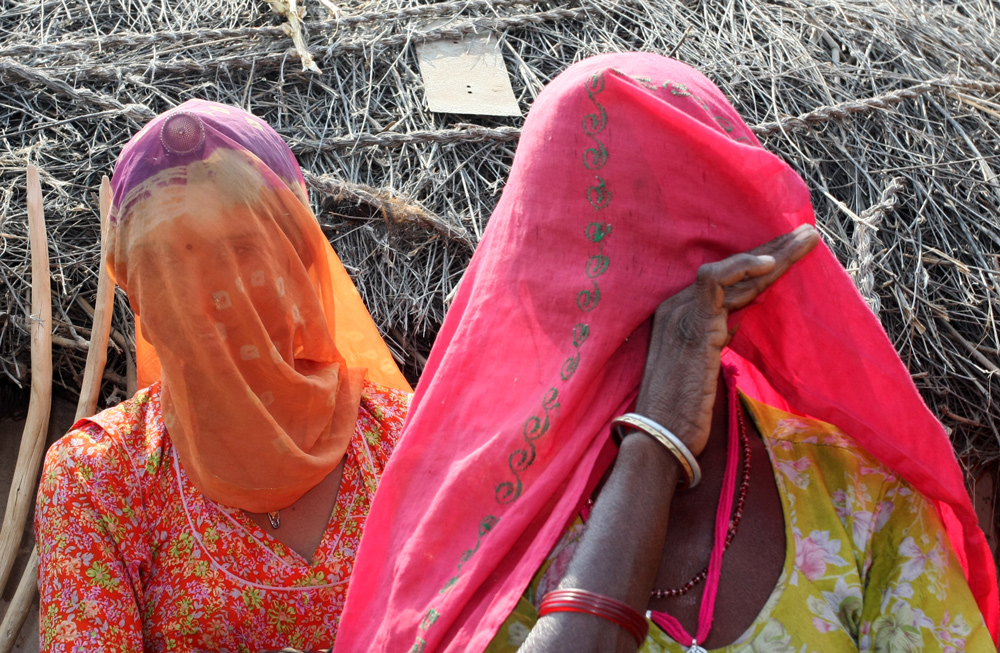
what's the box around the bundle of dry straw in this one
[1,0,999,478]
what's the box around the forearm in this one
[521,433,681,653]
[520,227,817,653]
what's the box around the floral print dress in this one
[35,380,410,653]
[489,394,994,652]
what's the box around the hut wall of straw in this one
[1,0,999,615]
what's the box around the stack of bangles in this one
[610,413,701,489]
[538,589,649,646]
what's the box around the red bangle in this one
[538,589,649,646]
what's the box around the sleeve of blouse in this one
[34,422,148,653]
[360,383,413,473]
[859,476,994,651]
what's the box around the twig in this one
[75,177,114,419]
[0,0,540,59]
[0,58,156,122]
[305,171,474,249]
[0,166,52,595]
[0,549,38,653]
[939,318,1000,376]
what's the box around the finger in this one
[748,223,816,259]
[752,225,819,283]
[686,226,819,316]
[698,253,777,288]
[723,227,819,310]
[695,253,777,309]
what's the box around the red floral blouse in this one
[35,380,410,653]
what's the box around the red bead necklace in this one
[649,401,752,599]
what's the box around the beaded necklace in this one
[647,374,750,653]
[649,402,751,599]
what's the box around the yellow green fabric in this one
[488,395,994,652]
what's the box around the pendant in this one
[267,510,281,529]
[686,643,707,653]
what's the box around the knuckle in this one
[737,252,760,266]
[696,262,721,284]
[676,312,701,343]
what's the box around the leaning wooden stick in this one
[0,548,38,652]
[0,176,118,653]
[0,165,53,596]
[75,176,114,420]
[0,175,119,653]
[125,341,137,398]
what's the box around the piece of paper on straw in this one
[416,30,520,116]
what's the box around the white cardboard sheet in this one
[416,31,521,116]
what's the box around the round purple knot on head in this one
[160,112,205,155]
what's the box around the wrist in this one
[630,400,705,456]
[612,413,700,489]
[616,432,683,487]
[538,589,648,647]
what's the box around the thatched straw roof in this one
[2,0,999,477]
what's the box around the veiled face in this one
[102,99,407,513]
[113,147,338,383]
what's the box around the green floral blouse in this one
[489,395,993,652]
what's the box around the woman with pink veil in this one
[334,53,998,653]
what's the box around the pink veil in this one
[334,53,998,651]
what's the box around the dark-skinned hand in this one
[635,223,820,458]
[521,224,822,653]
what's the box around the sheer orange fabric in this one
[108,100,409,512]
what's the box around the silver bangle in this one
[610,413,702,489]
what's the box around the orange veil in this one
[108,100,409,513]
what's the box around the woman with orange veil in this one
[34,100,411,652]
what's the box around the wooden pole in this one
[0,165,52,595]
[0,549,38,653]
[75,176,114,420]
[0,175,119,653]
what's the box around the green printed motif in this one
[669,82,690,96]
[459,516,501,567]
[714,116,734,133]
[582,73,607,135]
[586,254,610,278]
[496,389,559,505]
[420,609,440,631]
[586,177,612,211]
[560,324,590,381]
[624,71,754,145]
[585,222,612,242]
[577,281,602,312]
[414,70,614,653]
[584,141,608,170]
